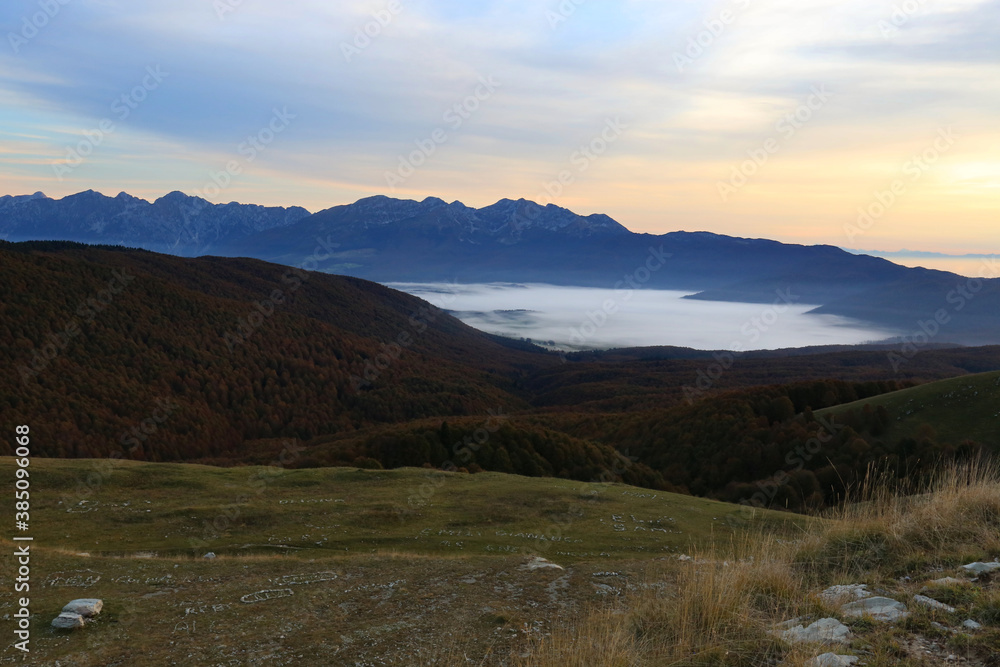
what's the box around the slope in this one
[0,241,555,462]
[0,457,806,665]
[818,370,1000,447]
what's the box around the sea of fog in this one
[386,283,899,351]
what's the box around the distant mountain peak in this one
[155,190,202,205]
[0,191,48,205]
[0,189,311,256]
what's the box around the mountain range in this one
[2,190,998,345]
[0,190,310,255]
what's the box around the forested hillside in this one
[3,242,999,509]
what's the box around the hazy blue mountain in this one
[222,196,912,300]
[0,190,310,255]
[2,190,998,345]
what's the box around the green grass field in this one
[1,458,807,666]
[818,370,1000,446]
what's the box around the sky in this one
[1,0,998,254]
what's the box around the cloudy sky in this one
[1,0,997,253]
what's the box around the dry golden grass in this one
[515,461,1000,666]
[797,459,1000,580]
[510,607,637,667]
[515,536,804,666]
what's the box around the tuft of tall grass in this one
[796,459,1000,580]
[515,536,802,666]
[514,460,1000,666]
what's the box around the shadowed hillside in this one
[3,242,1000,510]
[0,241,553,462]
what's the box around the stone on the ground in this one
[963,619,983,631]
[927,577,966,587]
[913,594,956,613]
[781,617,852,644]
[204,552,217,559]
[51,612,86,630]
[806,654,859,667]
[961,562,1000,575]
[520,556,564,571]
[818,584,871,605]
[62,599,103,617]
[840,596,910,622]
[52,598,104,630]
[774,616,808,631]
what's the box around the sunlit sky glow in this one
[1,0,997,254]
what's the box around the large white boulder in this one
[62,599,103,618]
[912,594,955,613]
[51,612,86,630]
[961,562,1000,575]
[926,577,966,587]
[520,557,564,571]
[818,584,871,605]
[781,617,853,644]
[840,596,910,622]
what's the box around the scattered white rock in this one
[781,618,853,644]
[203,552,217,559]
[840,596,910,622]
[806,654,859,667]
[52,599,105,629]
[51,612,85,630]
[963,619,983,631]
[774,617,808,631]
[927,577,966,587]
[520,557,564,571]
[931,621,957,635]
[818,584,871,605]
[913,594,956,614]
[592,583,616,595]
[961,562,1000,575]
[62,599,103,618]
